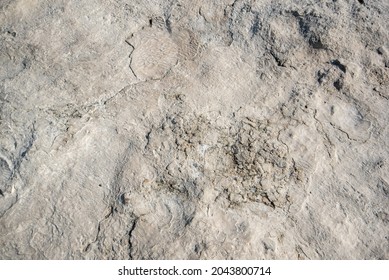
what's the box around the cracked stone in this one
[0,0,388,260]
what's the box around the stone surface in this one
[0,0,388,259]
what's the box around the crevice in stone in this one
[128,217,139,260]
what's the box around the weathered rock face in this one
[0,0,388,259]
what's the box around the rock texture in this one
[0,0,388,259]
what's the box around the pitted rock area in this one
[0,0,388,259]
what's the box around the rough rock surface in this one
[0,0,388,259]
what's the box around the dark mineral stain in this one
[309,35,325,49]
[250,13,260,38]
[331,59,346,73]
[333,79,343,90]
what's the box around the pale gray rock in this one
[0,0,388,259]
